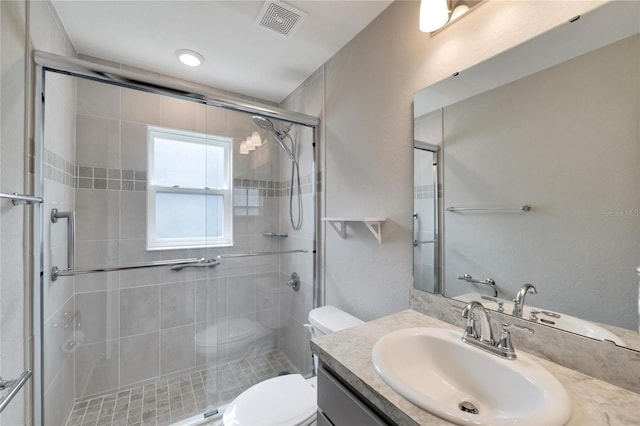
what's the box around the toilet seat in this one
[223,374,317,426]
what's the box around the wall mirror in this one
[413,1,639,352]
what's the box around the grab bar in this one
[446,205,531,213]
[51,258,207,281]
[0,371,32,413]
[170,258,220,271]
[0,192,43,206]
[458,274,498,297]
[51,209,75,271]
[217,249,308,259]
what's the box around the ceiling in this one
[51,0,393,103]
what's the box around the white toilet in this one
[222,305,363,426]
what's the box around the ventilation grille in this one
[256,1,307,37]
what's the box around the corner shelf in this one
[322,217,386,244]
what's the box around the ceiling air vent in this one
[256,1,307,37]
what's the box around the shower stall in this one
[34,53,320,426]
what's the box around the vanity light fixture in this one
[175,49,204,67]
[420,0,484,33]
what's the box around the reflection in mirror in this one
[413,141,440,294]
[413,1,639,352]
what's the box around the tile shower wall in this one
[69,76,316,404]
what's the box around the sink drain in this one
[458,401,479,414]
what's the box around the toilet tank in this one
[308,305,363,336]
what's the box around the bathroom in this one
[1,0,638,425]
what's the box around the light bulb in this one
[420,0,449,32]
[250,131,262,148]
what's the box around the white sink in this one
[372,327,572,426]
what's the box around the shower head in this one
[252,115,276,132]
[251,115,296,163]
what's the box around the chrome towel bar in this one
[0,192,43,206]
[51,249,306,280]
[217,249,308,259]
[0,371,31,413]
[446,205,531,213]
[51,258,208,281]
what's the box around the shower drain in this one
[458,401,479,414]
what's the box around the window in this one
[147,126,233,250]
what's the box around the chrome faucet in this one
[461,301,494,344]
[461,301,534,359]
[512,283,537,317]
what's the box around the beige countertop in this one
[310,309,640,425]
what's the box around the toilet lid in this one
[223,374,317,426]
[308,305,363,335]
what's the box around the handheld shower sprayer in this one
[251,116,296,163]
[251,115,303,230]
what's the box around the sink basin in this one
[372,327,572,426]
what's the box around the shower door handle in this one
[51,208,75,271]
[170,258,221,271]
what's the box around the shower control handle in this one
[287,272,300,291]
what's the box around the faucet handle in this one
[497,322,535,359]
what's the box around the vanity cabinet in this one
[317,364,389,426]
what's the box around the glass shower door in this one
[199,111,316,417]
[39,71,225,425]
[38,63,316,426]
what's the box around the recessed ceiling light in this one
[175,49,204,67]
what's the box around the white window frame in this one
[147,126,233,250]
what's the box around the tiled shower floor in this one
[65,349,299,426]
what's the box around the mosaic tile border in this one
[45,149,77,188]
[77,166,147,192]
[45,150,322,196]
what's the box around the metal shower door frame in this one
[33,51,323,426]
